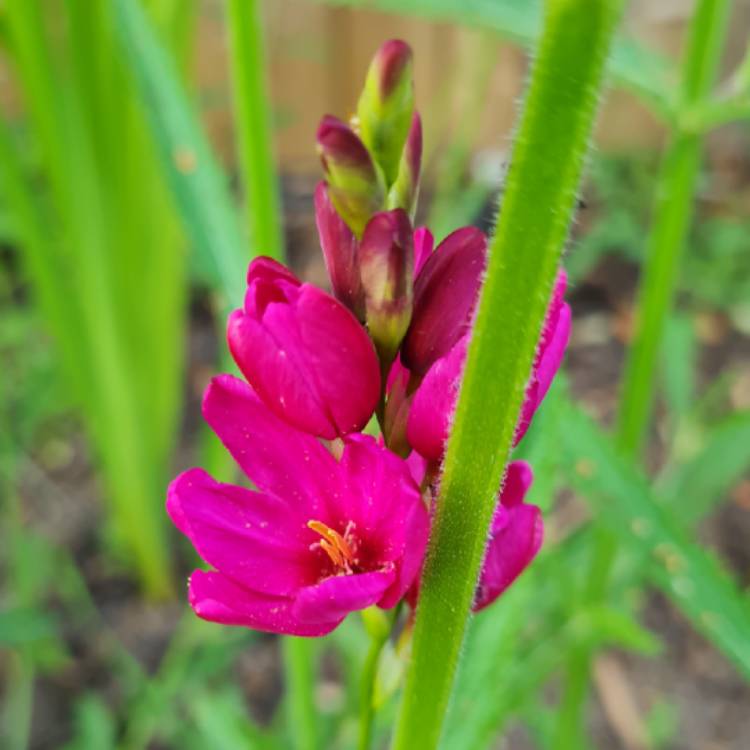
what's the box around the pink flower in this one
[407,271,571,461]
[474,461,542,611]
[167,375,429,636]
[227,257,381,440]
[401,226,487,375]
[405,460,541,611]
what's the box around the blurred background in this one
[1,0,750,748]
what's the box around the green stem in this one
[358,606,400,750]
[681,94,750,133]
[554,0,731,745]
[358,630,389,750]
[226,0,285,261]
[392,2,622,748]
[282,637,317,750]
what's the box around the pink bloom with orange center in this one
[167,375,429,636]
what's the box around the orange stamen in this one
[308,520,355,570]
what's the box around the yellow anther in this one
[308,520,355,570]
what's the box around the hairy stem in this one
[392,2,623,748]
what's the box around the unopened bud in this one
[317,115,385,238]
[314,182,365,320]
[387,112,422,219]
[359,209,414,364]
[357,39,414,187]
[401,226,487,375]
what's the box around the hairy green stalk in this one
[555,1,731,745]
[226,0,285,261]
[391,2,623,748]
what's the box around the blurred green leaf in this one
[185,688,281,750]
[0,607,57,646]
[558,398,750,681]
[660,410,750,523]
[318,0,676,120]
[63,696,116,750]
[113,0,247,308]
[645,699,680,750]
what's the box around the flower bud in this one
[317,115,385,238]
[401,226,487,375]
[359,209,414,364]
[228,257,381,439]
[357,39,415,186]
[314,182,365,320]
[387,112,422,220]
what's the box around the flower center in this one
[308,520,357,574]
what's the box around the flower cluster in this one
[167,40,570,636]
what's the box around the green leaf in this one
[112,0,247,309]
[226,0,284,261]
[559,399,750,681]
[63,696,116,750]
[660,410,750,524]
[392,2,624,748]
[0,607,57,645]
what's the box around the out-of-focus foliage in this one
[571,154,750,314]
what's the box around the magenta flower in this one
[227,257,381,440]
[167,375,429,636]
[474,460,542,611]
[406,460,541,611]
[407,271,571,461]
[401,226,487,375]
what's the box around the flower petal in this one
[499,460,534,509]
[474,462,542,611]
[515,271,571,445]
[406,337,467,461]
[314,181,364,317]
[168,468,315,595]
[293,569,395,624]
[294,284,381,435]
[202,374,338,512]
[412,226,434,276]
[402,226,486,374]
[336,435,429,606]
[228,307,335,438]
[189,570,339,636]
